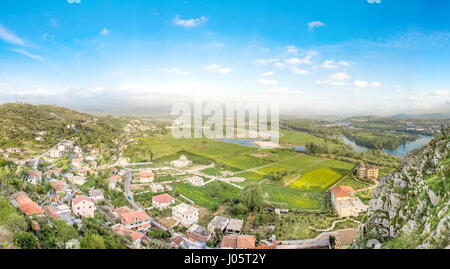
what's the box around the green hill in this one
[0,103,130,156]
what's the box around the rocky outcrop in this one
[355,136,449,249]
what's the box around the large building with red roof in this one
[13,192,44,217]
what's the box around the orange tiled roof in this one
[121,210,149,224]
[72,195,94,205]
[153,193,175,204]
[19,202,44,216]
[112,224,143,243]
[330,186,354,198]
[50,180,65,192]
[139,171,155,178]
[221,235,256,249]
[43,205,61,219]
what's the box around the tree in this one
[240,183,263,212]
[80,232,106,249]
[54,220,78,248]
[13,232,37,249]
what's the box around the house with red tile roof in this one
[71,196,96,218]
[111,224,145,247]
[72,158,83,168]
[115,206,151,231]
[13,192,44,217]
[152,193,175,210]
[139,171,155,183]
[43,205,61,220]
[220,235,256,249]
[330,186,367,217]
[50,180,65,192]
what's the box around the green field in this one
[279,129,325,145]
[126,132,356,211]
[262,184,326,210]
[172,181,241,209]
[200,167,223,176]
[289,159,354,191]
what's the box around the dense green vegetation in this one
[342,128,418,150]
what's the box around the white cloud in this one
[330,72,351,81]
[435,90,449,96]
[285,56,313,65]
[261,71,275,77]
[100,28,109,35]
[286,45,299,55]
[160,67,190,75]
[371,81,381,88]
[290,67,309,75]
[50,18,58,28]
[257,78,278,85]
[9,48,45,62]
[204,64,231,74]
[367,0,381,4]
[173,15,208,27]
[337,61,350,67]
[354,80,369,88]
[265,87,303,95]
[0,25,25,46]
[67,0,81,3]
[308,21,326,31]
[256,58,278,64]
[320,60,351,69]
[353,80,381,88]
[274,62,286,69]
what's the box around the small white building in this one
[72,159,83,169]
[187,176,204,187]
[170,155,192,169]
[26,170,42,185]
[49,148,63,159]
[88,189,104,202]
[71,175,87,185]
[55,204,71,215]
[172,203,198,227]
[149,183,165,193]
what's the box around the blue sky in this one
[0,0,449,115]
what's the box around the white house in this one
[170,155,192,169]
[72,159,83,169]
[49,148,62,158]
[71,175,87,185]
[172,203,198,227]
[149,182,165,193]
[139,171,155,183]
[152,193,175,210]
[26,170,42,185]
[88,189,104,202]
[187,176,204,187]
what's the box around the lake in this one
[341,135,434,157]
[216,138,259,148]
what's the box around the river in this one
[341,135,434,157]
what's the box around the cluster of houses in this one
[169,214,257,249]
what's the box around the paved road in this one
[124,169,139,210]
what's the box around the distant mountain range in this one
[390,113,450,120]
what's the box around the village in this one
[0,117,381,249]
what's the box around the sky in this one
[0,0,449,116]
